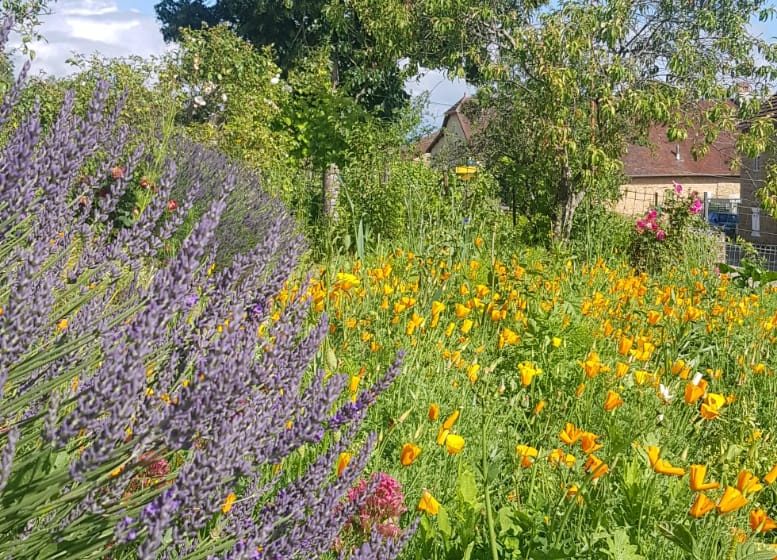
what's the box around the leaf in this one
[325,346,338,370]
[498,506,522,536]
[461,541,475,560]
[657,522,696,556]
[456,469,478,507]
[437,505,452,541]
[606,528,645,560]
[735,541,777,560]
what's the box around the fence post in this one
[653,191,659,207]
[703,192,710,221]
[323,163,340,221]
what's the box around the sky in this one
[9,0,777,126]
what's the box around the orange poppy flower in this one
[442,410,460,430]
[579,432,603,455]
[684,378,708,405]
[560,422,582,445]
[417,490,440,515]
[736,470,764,495]
[749,508,777,533]
[584,455,609,479]
[428,403,440,421]
[400,443,421,466]
[763,463,777,485]
[653,459,685,477]
[515,444,539,468]
[689,464,719,492]
[689,493,716,518]
[603,390,624,412]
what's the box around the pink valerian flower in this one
[673,181,683,194]
[346,472,407,539]
[647,209,658,221]
[689,197,702,215]
[656,229,666,241]
[635,219,647,234]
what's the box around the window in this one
[752,207,761,238]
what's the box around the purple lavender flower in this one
[0,18,412,560]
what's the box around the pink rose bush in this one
[629,182,706,271]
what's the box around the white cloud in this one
[405,68,476,127]
[10,0,168,77]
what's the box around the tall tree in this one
[471,0,777,239]
[154,0,408,116]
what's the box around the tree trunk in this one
[552,163,585,241]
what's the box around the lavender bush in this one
[0,19,409,559]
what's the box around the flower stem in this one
[482,410,499,560]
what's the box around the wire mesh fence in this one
[724,243,777,271]
[614,189,777,270]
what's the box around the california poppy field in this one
[302,236,777,559]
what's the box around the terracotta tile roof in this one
[423,98,739,179]
[415,130,441,154]
[443,95,473,142]
[623,124,739,179]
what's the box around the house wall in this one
[738,155,777,243]
[429,114,468,163]
[613,176,740,216]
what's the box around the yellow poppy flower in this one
[445,434,465,455]
[418,490,440,515]
[717,486,748,514]
[221,492,237,514]
[515,444,538,468]
[336,452,352,477]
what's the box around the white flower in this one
[270,75,280,85]
[193,95,206,107]
[691,372,703,386]
[658,384,674,403]
[221,93,228,102]
[656,413,665,424]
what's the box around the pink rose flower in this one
[656,229,666,241]
[673,181,683,194]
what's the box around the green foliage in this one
[570,201,634,263]
[155,0,410,115]
[172,25,291,167]
[1,0,50,48]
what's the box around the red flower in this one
[167,200,178,212]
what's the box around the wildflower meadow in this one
[3,0,777,558]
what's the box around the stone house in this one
[616,124,739,215]
[420,96,740,215]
